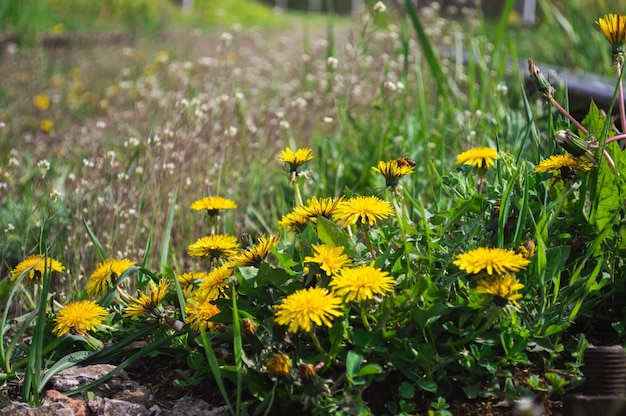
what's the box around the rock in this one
[0,401,74,415]
[49,364,149,407]
[87,397,149,416]
[45,390,90,416]
[50,365,117,392]
[171,397,230,416]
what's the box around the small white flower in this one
[220,32,233,45]
[323,117,334,124]
[8,157,19,167]
[227,126,238,137]
[327,56,339,70]
[279,120,291,130]
[384,81,397,92]
[50,189,62,201]
[37,159,50,177]
[96,120,107,129]
[496,84,508,95]
[373,1,387,13]
[4,223,15,233]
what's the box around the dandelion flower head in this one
[453,247,530,276]
[455,147,497,170]
[190,196,237,216]
[596,14,626,55]
[274,287,344,333]
[333,196,394,227]
[124,279,170,319]
[87,259,136,297]
[185,295,221,332]
[293,196,344,220]
[372,159,414,188]
[476,274,525,307]
[188,234,240,261]
[277,147,314,173]
[53,300,108,337]
[11,254,65,282]
[304,244,352,276]
[266,352,292,378]
[232,234,280,267]
[278,211,309,232]
[330,263,396,302]
[195,263,234,302]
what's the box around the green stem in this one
[362,224,377,260]
[293,176,304,207]
[451,307,500,348]
[310,330,329,359]
[360,304,372,332]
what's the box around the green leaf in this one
[345,350,363,378]
[356,363,382,378]
[416,379,437,393]
[399,381,415,399]
[316,216,358,258]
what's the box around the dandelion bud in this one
[517,239,535,259]
[298,363,316,382]
[555,130,589,157]
[528,58,555,99]
[242,318,257,336]
[266,353,292,378]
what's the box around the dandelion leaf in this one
[595,148,626,254]
[316,216,358,258]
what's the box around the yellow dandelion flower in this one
[293,196,344,220]
[372,159,414,188]
[330,263,396,302]
[232,234,280,267]
[333,196,394,227]
[190,196,237,216]
[534,154,594,176]
[87,259,136,297]
[185,295,221,332]
[596,14,626,55]
[476,274,525,307]
[196,263,234,301]
[177,271,205,297]
[277,147,314,173]
[274,287,344,333]
[278,211,309,232]
[40,119,54,133]
[304,244,352,276]
[266,353,292,378]
[53,300,108,336]
[453,247,530,276]
[33,94,50,111]
[188,234,240,261]
[10,254,65,282]
[455,147,497,170]
[124,279,170,319]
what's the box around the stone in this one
[44,390,90,416]
[0,401,74,416]
[171,397,230,416]
[50,365,117,392]
[87,396,149,416]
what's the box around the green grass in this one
[1,0,626,413]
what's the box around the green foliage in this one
[3,0,626,413]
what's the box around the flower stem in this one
[451,307,500,348]
[549,96,616,172]
[310,329,329,359]
[293,176,304,207]
[617,62,626,140]
[360,303,372,331]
